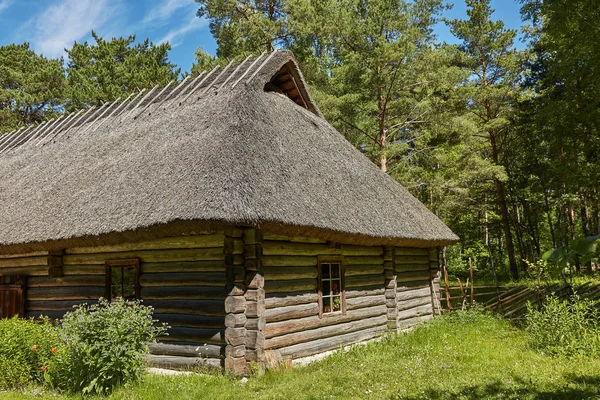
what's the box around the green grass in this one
[3,310,600,399]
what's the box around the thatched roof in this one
[0,50,457,253]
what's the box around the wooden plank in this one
[264,305,386,339]
[278,325,386,358]
[345,275,384,288]
[346,295,386,310]
[396,287,432,301]
[346,287,386,298]
[395,248,428,256]
[159,327,225,344]
[142,260,226,273]
[262,256,317,267]
[397,271,431,283]
[0,266,48,276]
[63,248,225,265]
[394,256,430,265]
[28,276,104,287]
[0,257,48,268]
[144,300,225,316]
[395,263,430,272]
[265,292,318,309]
[397,296,432,312]
[65,233,224,254]
[263,266,317,281]
[397,304,433,321]
[27,300,89,311]
[264,279,317,294]
[344,256,382,266]
[140,272,225,287]
[397,280,431,289]
[62,265,106,275]
[0,251,50,260]
[144,354,222,370]
[345,264,384,276]
[262,241,382,257]
[27,287,104,301]
[265,303,319,323]
[141,286,227,300]
[148,342,224,359]
[265,315,387,350]
[153,313,225,329]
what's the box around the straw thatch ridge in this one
[0,50,457,253]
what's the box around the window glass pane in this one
[111,267,122,286]
[332,295,341,312]
[123,267,135,286]
[323,297,331,313]
[322,263,330,279]
[332,264,340,278]
[323,280,330,296]
[331,280,340,295]
[111,285,121,300]
[123,285,136,300]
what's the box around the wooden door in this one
[0,275,26,318]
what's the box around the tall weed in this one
[525,295,600,357]
[0,317,60,388]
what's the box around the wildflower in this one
[32,345,38,351]
[40,366,47,372]
[51,347,57,354]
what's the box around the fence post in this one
[442,247,452,311]
[469,257,475,305]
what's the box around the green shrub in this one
[0,316,60,389]
[46,298,168,395]
[525,295,600,357]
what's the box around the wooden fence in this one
[440,282,600,320]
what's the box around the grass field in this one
[3,310,600,400]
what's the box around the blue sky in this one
[0,0,525,74]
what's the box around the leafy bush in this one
[525,295,600,357]
[45,298,168,395]
[0,316,60,388]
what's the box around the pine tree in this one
[447,0,523,279]
[66,32,180,109]
[0,43,65,133]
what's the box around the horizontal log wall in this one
[19,233,228,365]
[394,247,437,330]
[1,230,440,371]
[0,252,52,280]
[262,233,388,360]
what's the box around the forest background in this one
[1,0,597,282]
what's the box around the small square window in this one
[318,258,345,316]
[105,259,140,301]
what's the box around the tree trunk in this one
[567,205,580,272]
[495,179,518,279]
[580,191,590,237]
[513,204,527,273]
[524,201,541,259]
[544,189,557,249]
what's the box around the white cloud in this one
[143,0,195,25]
[0,0,14,14]
[158,16,207,47]
[31,0,121,58]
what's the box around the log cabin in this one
[0,50,458,375]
